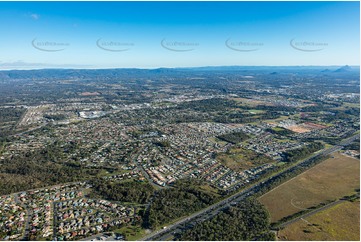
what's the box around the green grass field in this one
[114,225,147,241]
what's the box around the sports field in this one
[259,152,360,222]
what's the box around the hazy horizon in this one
[0,1,359,69]
[0,64,360,72]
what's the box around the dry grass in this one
[259,152,360,222]
[278,200,360,241]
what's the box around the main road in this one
[139,133,359,241]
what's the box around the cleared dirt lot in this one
[259,152,360,222]
[277,200,360,241]
[286,125,311,133]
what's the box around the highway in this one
[139,133,359,241]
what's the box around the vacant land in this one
[286,125,311,133]
[217,147,273,171]
[248,109,265,114]
[259,152,359,222]
[282,122,327,134]
[114,224,147,241]
[278,200,360,241]
[230,97,271,107]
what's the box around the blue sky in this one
[0,1,359,69]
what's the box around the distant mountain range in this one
[0,65,358,80]
[334,65,353,72]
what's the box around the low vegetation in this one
[217,147,273,171]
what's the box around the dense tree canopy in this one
[145,179,219,229]
[283,142,324,162]
[217,131,250,144]
[177,197,275,241]
[0,142,99,195]
[90,179,155,204]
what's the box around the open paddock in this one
[259,152,360,222]
[277,200,360,241]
